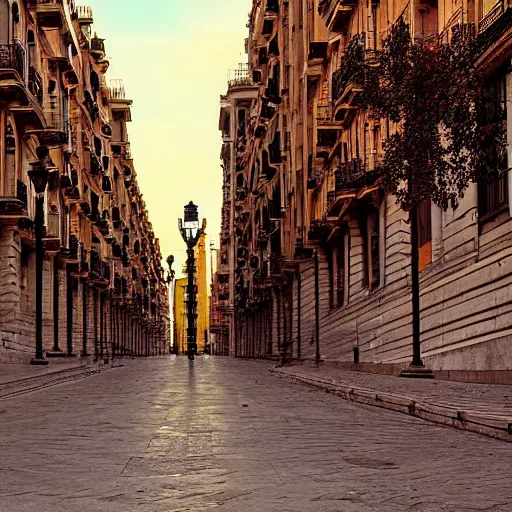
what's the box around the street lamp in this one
[179,202,204,361]
[28,160,49,366]
[166,255,176,356]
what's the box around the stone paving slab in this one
[272,361,512,441]
[2,357,512,511]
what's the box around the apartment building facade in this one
[213,0,512,375]
[0,1,169,362]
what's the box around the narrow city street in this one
[1,358,512,512]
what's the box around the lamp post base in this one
[47,350,66,358]
[30,358,49,366]
[399,365,434,379]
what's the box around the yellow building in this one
[173,278,187,355]
[194,231,209,354]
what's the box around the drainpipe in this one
[66,264,73,356]
[99,291,104,361]
[82,281,88,356]
[53,257,60,353]
[93,289,99,361]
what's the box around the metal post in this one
[314,250,321,365]
[66,264,73,356]
[93,289,99,361]
[110,300,115,361]
[186,245,197,360]
[99,291,104,360]
[82,281,88,356]
[410,202,423,367]
[53,257,60,352]
[31,194,47,365]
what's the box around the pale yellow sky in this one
[86,0,251,276]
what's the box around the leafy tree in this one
[361,19,506,369]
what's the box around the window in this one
[478,75,508,224]
[330,228,350,307]
[361,209,380,290]
[336,249,345,305]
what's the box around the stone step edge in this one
[270,368,512,443]
[0,364,90,391]
[0,364,123,400]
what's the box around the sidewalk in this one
[0,358,116,400]
[271,361,512,442]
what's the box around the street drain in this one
[343,456,398,470]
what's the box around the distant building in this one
[173,277,187,355]
[194,231,209,354]
[174,230,209,356]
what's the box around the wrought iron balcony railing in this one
[335,159,365,190]
[228,63,252,88]
[0,43,25,80]
[109,79,126,100]
[479,1,506,33]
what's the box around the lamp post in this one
[166,255,175,355]
[179,202,204,361]
[28,161,49,366]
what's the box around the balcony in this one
[76,5,93,24]
[61,234,79,263]
[308,219,333,242]
[332,34,365,123]
[90,250,110,287]
[0,42,25,84]
[479,1,509,33]
[265,0,279,17]
[308,42,328,62]
[35,0,65,28]
[335,158,381,192]
[306,42,328,79]
[318,0,356,32]
[228,63,253,89]
[43,210,61,252]
[316,104,342,155]
[90,37,105,59]
[0,180,29,225]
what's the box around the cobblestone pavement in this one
[1,357,512,512]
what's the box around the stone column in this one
[0,226,22,361]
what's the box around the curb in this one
[270,368,512,443]
[0,363,122,400]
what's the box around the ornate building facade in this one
[0,1,169,362]
[212,0,512,376]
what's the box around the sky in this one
[85,0,252,276]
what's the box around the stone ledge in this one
[0,363,122,400]
[271,368,512,443]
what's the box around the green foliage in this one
[362,18,507,211]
